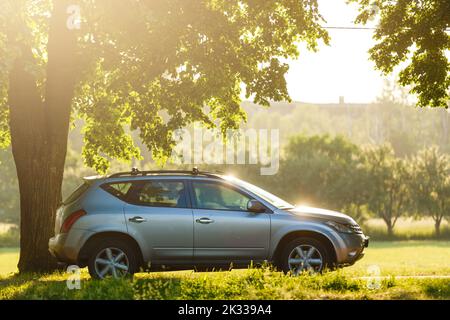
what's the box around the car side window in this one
[192,181,251,211]
[136,180,187,208]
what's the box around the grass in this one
[0,266,448,300]
[342,241,450,276]
[1,241,449,300]
[0,248,19,276]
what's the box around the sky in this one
[285,0,386,104]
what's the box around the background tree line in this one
[277,137,449,238]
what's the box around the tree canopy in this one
[351,0,450,108]
[0,0,329,172]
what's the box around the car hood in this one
[287,206,356,225]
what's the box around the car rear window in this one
[101,182,133,200]
[63,182,91,204]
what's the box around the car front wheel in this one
[278,237,330,275]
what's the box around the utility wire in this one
[322,26,450,32]
[323,26,377,30]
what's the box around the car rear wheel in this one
[278,237,330,275]
[87,239,139,279]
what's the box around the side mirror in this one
[247,200,266,213]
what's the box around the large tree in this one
[361,144,412,236]
[411,146,450,237]
[351,0,450,108]
[0,0,328,272]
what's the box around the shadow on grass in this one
[0,278,134,300]
[421,279,450,299]
[0,271,184,300]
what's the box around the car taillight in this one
[61,209,86,233]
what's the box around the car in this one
[49,168,369,279]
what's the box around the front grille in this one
[348,224,363,234]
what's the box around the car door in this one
[190,180,271,264]
[123,179,194,263]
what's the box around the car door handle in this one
[196,217,214,224]
[128,216,147,223]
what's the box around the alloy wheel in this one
[288,244,323,275]
[94,247,130,279]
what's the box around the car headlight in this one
[325,221,354,234]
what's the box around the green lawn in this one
[1,241,449,300]
[342,241,450,276]
[0,248,19,277]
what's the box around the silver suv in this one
[49,168,369,279]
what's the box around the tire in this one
[87,238,140,279]
[277,237,331,275]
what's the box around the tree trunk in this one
[8,49,58,272]
[386,221,394,238]
[14,154,65,272]
[434,220,441,238]
[8,0,79,273]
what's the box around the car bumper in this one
[49,233,64,256]
[336,234,369,266]
[48,229,94,265]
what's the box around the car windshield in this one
[224,176,295,209]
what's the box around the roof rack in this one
[108,167,223,179]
